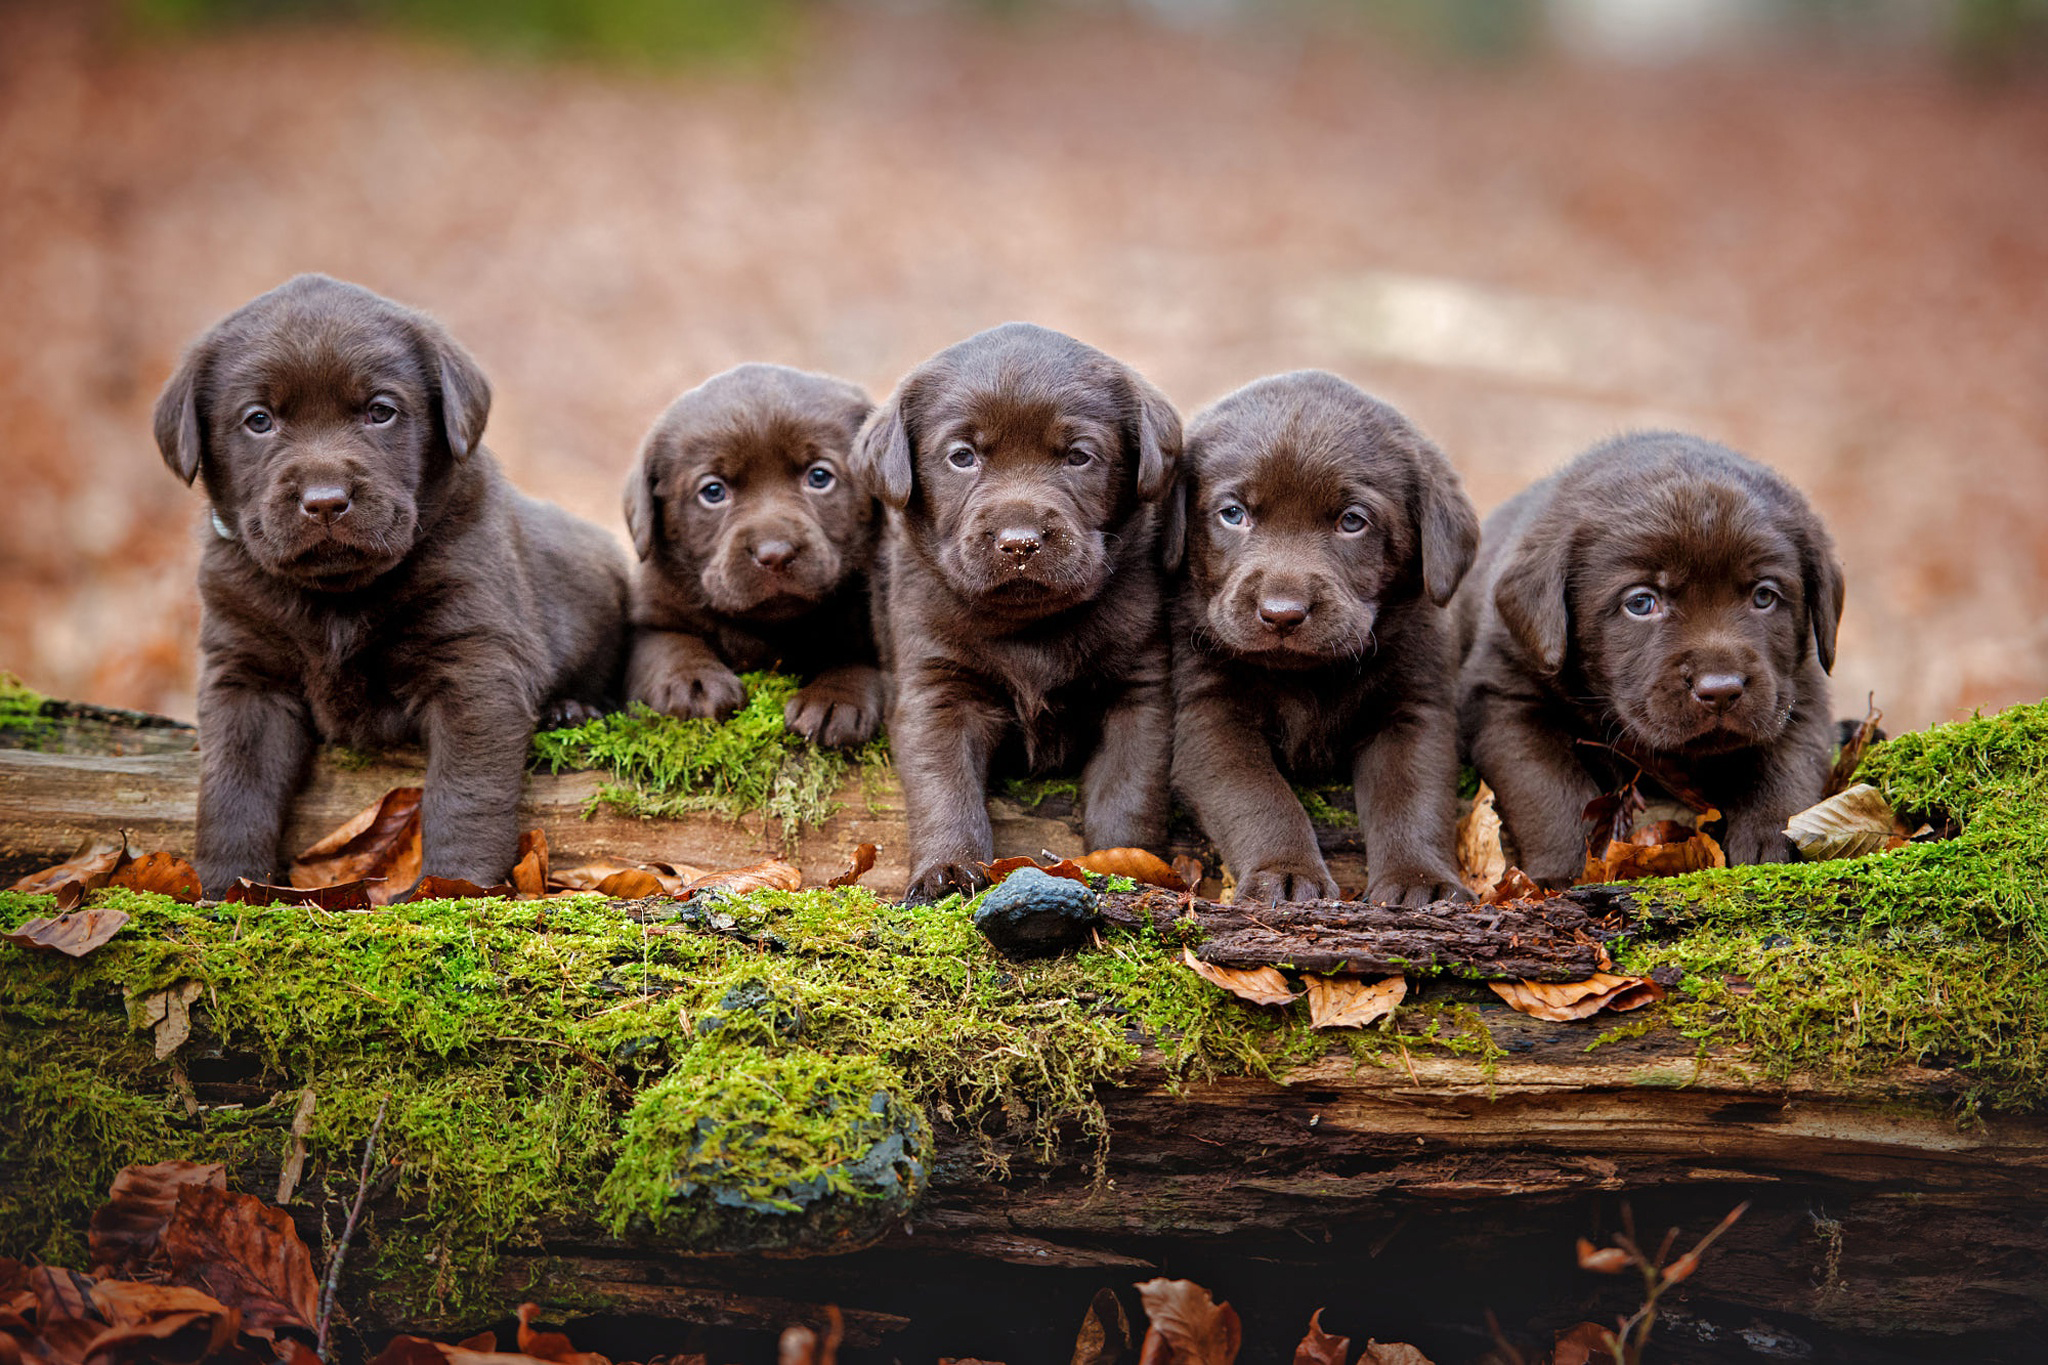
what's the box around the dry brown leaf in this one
[1,905,131,958]
[1826,696,1884,798]
[134,980,203,1059]
[595,868,665,899]
[826,843,878,889]
[291,786,422,906]
[24,1264,103,1365]
[1581,813,1725,884]
[84,1280,242,1364]
[512,830,550,897]
[1304,974,1407,1029]
[516,1302,611,1365]
[275,1089,317,1206]
[1479,867,1549,906]
[1182,947,1301,1007]
[1135,1278,1241,1365]
[10,833,131,910]
[89,1161,227,1278]
[224,878,375,910]
[161,1183,318,1340]
[1361,1344,1435,1365]
[1785,783,1905,862]
[405,876,514,902]
[107,851,203,903]
[1170,855,1207,895]
[1071,1285,1131,1365]
[983,855,1088,887]
[1455,782,1507,897]
[1073,847,1187,891]
[1575,1238,1632,1274]
[1548,1321,1620,1365]
[1293,1307,1350,1365]
[1489,973,1665,1022]
[683,860,803,898]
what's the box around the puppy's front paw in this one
[901,860,991,906]
[1364,866,1473,908]
[1722,816,1795,867]
[539,697,605,730]
[786,671,884,749]
[636,663,746,722]
[1235,863,1339,905]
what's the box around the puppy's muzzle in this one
[1257,594,1310,636]
[751,538,801,572]
[1689,671,1747,713]
[300,485,352,526]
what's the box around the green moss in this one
[1293,783,1358,827]
[999,775,1080,809]
[0,672,53,742]
[529,675,889,842]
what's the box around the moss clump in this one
[0,672,53,743]
[1613,700,2048,1116]
[530,674,889,841]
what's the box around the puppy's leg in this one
[1079,658,1172,852]
[1354,700,1470,907]
[1174,693,1336,904]
[626,629,745,721]
[786,663,886,749]
[1466,688,1602,888]
[1722,699,1832,865]
[194,674,315,895]
[894,667,1007,904]
[419,691,534,887]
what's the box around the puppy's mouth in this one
[1203,597,1376,668]
[1624,697,1788,756]
[250,519,414,589]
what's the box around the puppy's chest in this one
[292,613,419,746]
[1250,676,1379,777]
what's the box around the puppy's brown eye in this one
[1337,509,1368,534]
[1623,590,1662,618]
[1065,448,1094,468]
[698,481,729,507]
[365,401,397,426]
[243,410,274,434]
[1752,585,1780,610]
[804,464,836,491]
[946,444,977,470]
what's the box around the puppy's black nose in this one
[753,540,799,571]
[1258,597,1309,633]
[996,527,1041,558]
[1692,673,1747,711]
[300,486,351,524]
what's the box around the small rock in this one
[972,867,1099,958]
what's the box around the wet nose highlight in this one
[299,486,351,524]
[996,526,1042,558]
[1692,672,1747,710]
[752,539,799,570]
[1258,597,1309,633]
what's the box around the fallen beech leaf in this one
[133,980,204,1059]
[982,855,1091,887]
[1135,1277,1241,1365]
[826,843,878,889]
[404,876,513,902]
[10,833,131,908]
[1576,1238,1631,1274]
[682,860,803,898]
[595,868,665,899]
[1785,783,1904,862]
[517,1302,611,1365]
[26,1265,101,1365]
[1826,696,1884,798]
[1548,1321,1620,1365]
[107,851,203,903]
[84,1280,241,1364]
[1455,783,1507,897]
[161,1183,318,1339]
[1489,973,1665,1022]
[1073,847,1187,891]
[1304,974,1407,1029]
[1361,1344,1434,1365]
[512,830,551,897]
[1071,1285,1131,1365]
[1182,947,1300,1007]
[1480,867,1548,906]
[1170,855,1207,894]
[90,1161,227,1278]
[2,905,130,957]
[1293,1307,1350,1365]
[276,1089,317,1205]
[224,878,375,910]
[1581,824,1724,883]
[291,786,422,906]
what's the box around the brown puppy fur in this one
[623,365,882,747]
[1167,372,1479,906]
[854,323,1180,902]
[1454,432,1844,884]
[155,274,628,895]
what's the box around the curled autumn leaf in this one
[1303,974,1407,1030]
[1361,1345,1435,1365]
[1548,1322,1621,1365]
[1784,783,1906,862]
[1455,783,1507,897]
[1135,1278,1241,1365]
[89,1161,227,1278]
[108,851,203,903]
[826,843,878,889]
[291,786,422,905]
[682,860,803,899]
[1071,1286,1131,1365]
[1293,1308,1349,1365]
[161,1183,319,1341]
[550,861,705,897]
[982,855,1092,888]
[512,829,551,897]
[1490,974,1663,1022]
[1182,947,1301,1007]
[1582,820,1725,883]
[517,1302,612,1365]
[1575,1238,1632,1274]
[224,878,375,910]
[595,868,666,899]
[1072,847,1187,891]
[404,875,514,902]
[1,905,130,958]
[10,833,130,909]
[1479,867,1550,907]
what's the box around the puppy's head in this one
[624,365,875,620]
[154,274,488,592]
[1495,432,1845,755]
[1168,372,1477,668]
[852,323,1179,618]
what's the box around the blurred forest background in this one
[2,0,2044,732]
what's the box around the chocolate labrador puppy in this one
[854,323,1180,902]
[1168,372,1479,907]
[1454,431,1844,884]
[155,274,627,895]
[623,364,882,747]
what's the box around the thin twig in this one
[315,1096,388,1360]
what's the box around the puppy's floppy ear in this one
[1160,471,1189,573]
[1413,440,1480,607]
[851,381,916,510]
[623,446,661,562]
[153,344,206,486]
[417,318,491,461]
[1493,521,1572,674]
[1126,373,1182,503]
[1802,523,1846,674]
